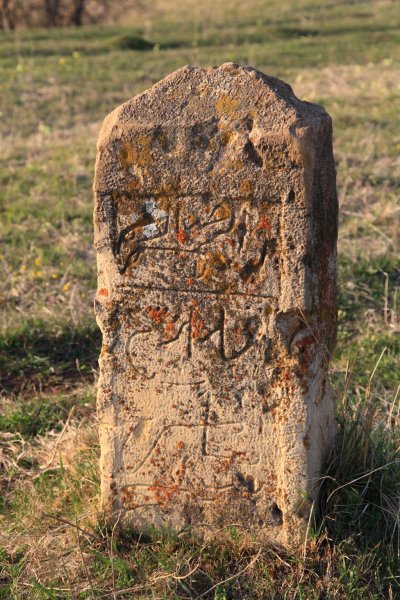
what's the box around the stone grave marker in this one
[93,63,338,546]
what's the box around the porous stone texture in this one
[94,63,338,547]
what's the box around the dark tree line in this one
[0,0,131,30]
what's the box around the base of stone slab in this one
[102,495,314,548]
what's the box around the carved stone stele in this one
[93,63,338,547]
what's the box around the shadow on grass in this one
[0,319,101,395]
[0,389,95,437]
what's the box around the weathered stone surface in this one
[94,63,338,546]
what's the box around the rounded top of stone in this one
[94,64,333,197]
[101,63,328,136]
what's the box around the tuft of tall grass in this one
[317,356,400,573]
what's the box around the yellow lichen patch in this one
[118,135,154,169]
[156,180,181,197]
[220,129,234,145]
[197,251,228,282]
[249,107,258,121]
[112,192,137,217]
[213,202,231,220]
[209,138,219,153]
[123,179,142,192]
[239,179,253,195]
[215,95,240,119]
[233,158,245,170]
[186,213,197,225]
[157,196,171,213]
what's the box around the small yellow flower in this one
[51,273,59,279]
[35,270,44,278]
[59,57,66,65]
[63,282,71,292]
[34,257,42,267]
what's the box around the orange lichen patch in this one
[240,179,253,195]
[146,306,168,324]
[212,450,246,475]
[230,450,246,462]
[221,237,235,248]
[177,440,185,450]
[176,228,188,244]
[215,95,240,118]
[163,320,176,339]
[257,215,272,232]
[187,278,194,286]
[233,326,242,337]
[120,485,137,508]
[148,481,180,508]
[191,309,206,339]
[98,288,108,296]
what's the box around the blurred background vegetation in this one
[0,0,399,597]
[0,0,130,29]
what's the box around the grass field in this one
[0,0,399,597]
